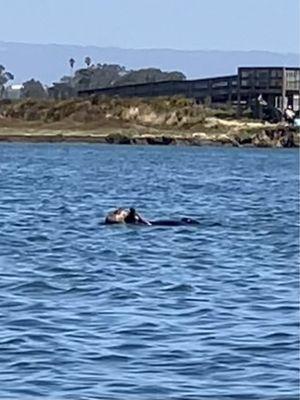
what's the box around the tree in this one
[21,79,48,99]
[84,56,92,68]
[69,58,75,75]
[69,58,75,69]
[60,75,73,84]
[54,63,187,94]
[71,63,127,90]
[0,65,14,98]
[114,68,186,86]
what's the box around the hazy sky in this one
[1,0,299,53]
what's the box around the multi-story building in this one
[79,66,300,116]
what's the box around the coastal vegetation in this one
[0,58,297,147]
[0,97,297,147]
[58,61,186,93]
[0,65,14,98]
[0,58,186,99]
[21,79,48,99]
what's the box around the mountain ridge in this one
[0,41,299,85]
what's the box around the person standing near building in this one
[284,105,296,125]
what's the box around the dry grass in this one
[0,97,240,132]
[1,96,290,148]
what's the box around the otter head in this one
[105,208,129,224]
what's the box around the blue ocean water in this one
[0,143,299,399]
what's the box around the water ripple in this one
[0,144,298,399]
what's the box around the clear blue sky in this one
[1,0,299,53]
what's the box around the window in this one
[270,69,283,78]
[255,71,269,88]
[241,71,251,78]
[241,79,250,87]
[212,81,229,88]
[194,81,209,89]
[286,70,300,90]
[270,79,281,88]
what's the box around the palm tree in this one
[69,58,75,76]
[84,56,92,68]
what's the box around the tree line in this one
[0,56,186,99]
[62,56,186,91]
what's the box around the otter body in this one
[105,208,199,226]
[149,218,199,226]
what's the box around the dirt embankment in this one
[0,97,298,147]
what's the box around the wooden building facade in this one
[237,67,300,116]
[79,66,300,115]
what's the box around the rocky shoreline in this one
[0,98,299,147]
[0,125,298,147]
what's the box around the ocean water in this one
[0,143,299,399]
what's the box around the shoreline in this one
[0,98,298,147]
[0,127,298,148]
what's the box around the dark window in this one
[241,71,251,78]
[270,69,283,78]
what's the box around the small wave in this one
[110,342,151,351]
[103,286,141,300]
[164,283,194,292]
[25,234,49,242]
[87,354,131,363]
[262,332,295,340]
[13,280,63,293]
[0,337,26,346]
[7,317,43,328]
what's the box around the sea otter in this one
[105,208,199,226]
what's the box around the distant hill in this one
[0,41,299,85]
